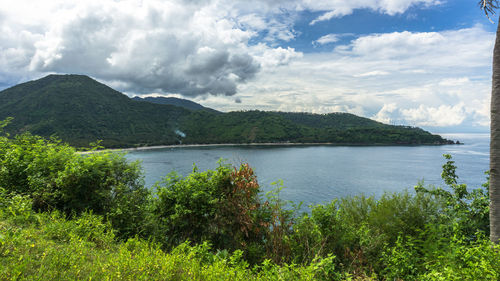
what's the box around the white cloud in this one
[401,104,467,127]
[0,0,493,131]
[252,45,303,68]
[313,34,340,45]
[307,0,442,25]
[373,103,473,127]
[438,77,470,86]
[0,0,449,95]
[229,25,492,130]
[238,14,267,31]
[373,103,398,124]
[1,0,269,96]
[1,0,322,96]
[354,71,390,77]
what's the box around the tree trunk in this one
[491,15,500,244]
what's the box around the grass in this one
[0,194,337,281]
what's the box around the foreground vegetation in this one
[0,125,498,279]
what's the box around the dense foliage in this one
[0,192,335,280]
[132,96,220,113]
[0,126,150,239]
[0,74,450,148]
[179,110,448,145]
[0,75,187,147]
[151,163,269,259]
[0,128,497,280]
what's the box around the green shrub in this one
[0,133,74,198]
[380,228,500,281]
[0,130,151,239]
[381,235,424,281]
[416,154,490,238]
[152,162,232,248]
[288,191,439,274]
[422,233,500,280]
[379,154,492,280]
[0,191,340,281]
[151,162,277,262]
[54,150,151,239]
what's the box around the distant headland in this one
[0,74,454,148]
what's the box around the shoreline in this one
[81,141,458,154]
[120,142,337,151]
[90,142,337,153]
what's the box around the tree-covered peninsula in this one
[0,74,452,148]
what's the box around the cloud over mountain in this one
[0,0,444,97]
[0,0,493,131]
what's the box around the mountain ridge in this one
[132,96,220,114]
[0,74,451,148]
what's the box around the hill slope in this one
[132,96,220,113]
[0,74,450,147]
[0,74,189,147]
[179,110,448,145]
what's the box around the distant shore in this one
[79,140,459,154]
[102,142,338,153]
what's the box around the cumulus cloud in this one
[3,0,334,96]
[313,34,340,46]
[354,71,390,77]
[227,0,443,26]
[229,25,492,130]
[253,45,303,68]
[307,0,441,25]
[1,0,269,96]
[400,104,467,127]
[438,77,470,86]
[372,103,398,124]
[0,0,447,96]
[373,103,472,127]
[0,0,493,131]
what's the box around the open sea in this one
[125,133,489,208]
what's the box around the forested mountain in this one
[132,96,220,113]
[0,74,451,148]
[0,74,188,147]
[179,110,448,145]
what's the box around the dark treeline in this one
[179,110,448,145]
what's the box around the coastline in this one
[98,142,338,153]
[79,140,458,154]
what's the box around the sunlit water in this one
[125,133,489,207]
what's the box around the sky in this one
[0,0,496,132]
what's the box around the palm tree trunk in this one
[490,15,500,243]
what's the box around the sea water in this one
[125,133,489,207]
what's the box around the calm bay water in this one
[125,133,489,207]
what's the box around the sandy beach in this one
[78,140,452,154]
[105,142,337,153]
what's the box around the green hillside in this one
[132,96,220,114]
[277,111,385,129]
[0,74,451,147]
[179,110,448,145]
[0,75,190,147]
